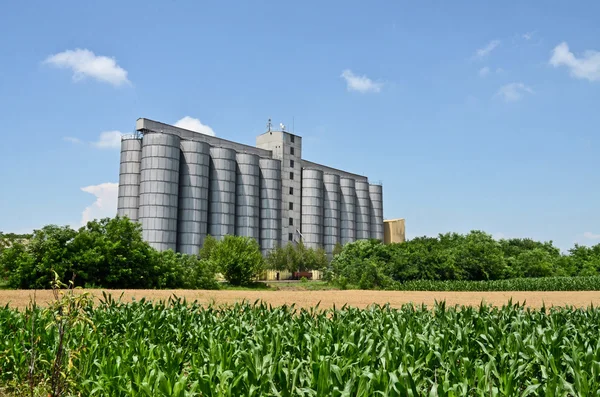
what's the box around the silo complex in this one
[340,177,356,245]
[355,180,371,240]
[177,141,210,255]
[369,184,384,241]
[118,118,386,256]
[138,133,181,251]
[235,153,260,240]
[209,147,237,240]
[259,158,282,255]
[301,169,324,249]
[323,173,341,256]
[117,138,142,221]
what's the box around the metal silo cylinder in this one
[369,184,384,241]
[323,173,341,256]
[301,168,324,250]
[177,141,210,255]
[139,133,181,251]
[355,180,371,240]
[340,177,356,245]
[208,147,236,240]
[236,153,260,241]
[117,137,142,221]
[259,158,282,255]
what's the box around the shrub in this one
[211,235,264,286]
[265,242,328,273]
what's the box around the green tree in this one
[211,235,264,286]
[516,248,556,278]
[0,240,34,288]
[452,231,506,281]
[7,225,78,288]
[71,216,156,288]
[265,244,290,272]
[332,242,343,257]
[199,235,218,260]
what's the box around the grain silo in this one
[301,168,324,249]
[138,133,181,251]
[259,158,282,255]
[208,147,237,240]
[355,180,371,240]
[323,173,341,256]
[235,153,260,240]
[117,137,142,221]
[177,140,210,255]
[369,184,384,241]
[119,118,387,255]
[339,177,356,245]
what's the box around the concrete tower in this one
[256,127,302,246]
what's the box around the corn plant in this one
[1,297,600,396]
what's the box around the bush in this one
[211,235,264,286]
[265,242,328,273]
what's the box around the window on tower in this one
[290,147,295,155]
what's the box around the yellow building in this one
[384,218,406,244]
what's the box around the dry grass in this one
[1,289,600,310]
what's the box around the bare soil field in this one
[2,289,600,309]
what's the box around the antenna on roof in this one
[267,118,272,132]
[280,122,286,132]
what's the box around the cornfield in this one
[2,295,600,396]
[394,276,600,291]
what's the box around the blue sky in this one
[1,1,599,251]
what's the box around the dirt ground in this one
[2,289,600,310]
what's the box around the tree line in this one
[0,217,325,289]
[327,231,600,289]
[3,218,600,290]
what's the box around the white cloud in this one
[479,66,490,77]
[549,42,600,82]
[474,40,500,59]
[92,131,122,149]
[495,82,534,102]
[583,232,600,240]
[80,183,118,226]
[496,67,505,74]
[522,32,534,41]
[174,116,216,136]
[44,48,130,87]
[63,136,82,144]
[340,69,383,93]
